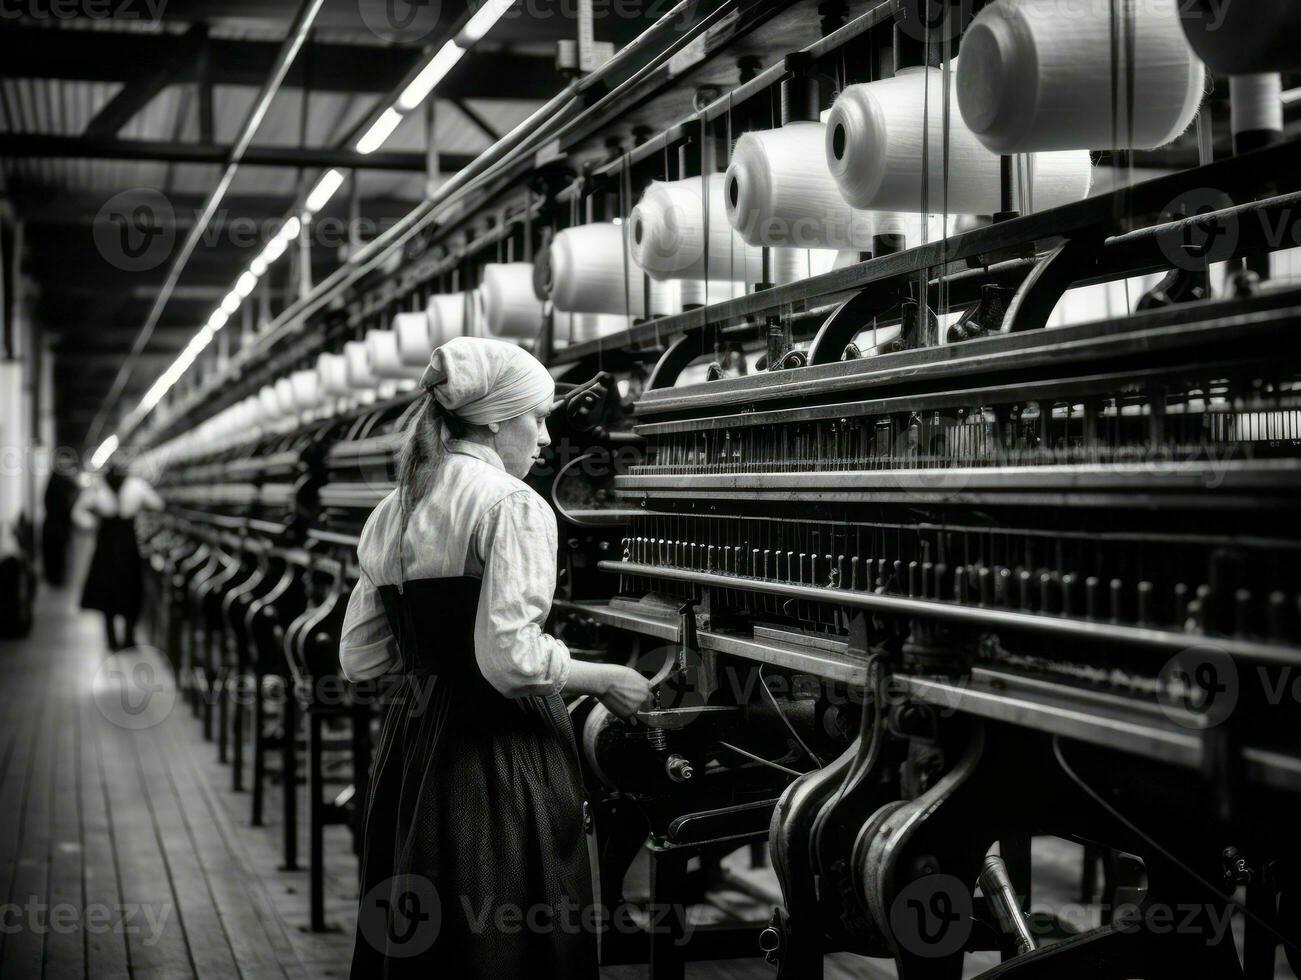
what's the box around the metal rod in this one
[0,133,437,171]
[86,0,328,450]
[599,560,1301,667]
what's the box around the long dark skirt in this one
[350,578,597,979]
[80,516,143,619]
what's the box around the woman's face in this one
[493,400,552,478]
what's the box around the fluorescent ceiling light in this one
[356,107,405,154]
[208,309,229,331]
[305,169,345,214]
[91,434,119,470]
[459,0,515,44]
[235,271,259,298]
[397,41,465,111]
[279,216,302,242]
[250,255,268,276]
[221,291,241,316]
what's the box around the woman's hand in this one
[599,665,654,719]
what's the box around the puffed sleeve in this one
[472,489,571,698]
[340,571,399,681]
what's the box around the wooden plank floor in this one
[0,586,876,979]
[3,583,1283,978]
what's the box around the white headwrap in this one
[419,336,554,424]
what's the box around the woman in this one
[340,337,652,978]
[74,460,163,651]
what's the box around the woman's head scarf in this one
[419,336,554,426]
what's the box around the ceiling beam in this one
[0,28,560,97]
[83,24,210,139]
[0,134,448,171]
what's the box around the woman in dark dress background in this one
[340,338,652,977]
[74,461,163,651]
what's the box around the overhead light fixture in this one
[357,107,405,154]
[208,309,229,331]
[250,255,269,276]
[91,434,119,470]
[235,270,259,298]
[305,168,345,214]
[221,291,241,316]
[458,0,516,45]
[398,41,466,111]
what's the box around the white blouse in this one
[72,476,163,528]
[339,439,571,698]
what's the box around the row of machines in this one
[132,0,1301,975]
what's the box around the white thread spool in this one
[826,68,1093,213]
[630,175,765,282]
[480,263,543,340]
[572,313,630,344]
[725,121,880,249]
[343,340,378,397]
[678,279,745,307]
[290,370,320,413]
[274,377,296,417]
[366,328,419,384]
[1180,0,1301,74]
[393,312,433,369]
[426,293,473,346]
[258,385,282,421]
[957,0,1204,152]
[1231,74,1283,145]
[545,223,673,316]
[317,353,350,399]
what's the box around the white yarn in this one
[274,377,296,416]
[258,385,282,420]
[630,175,765,282]
[426,293,473,347]
[572,313,631,344]
[479,263,544,340]
[957,0,1204,152]
[393,312,433,368]
[546,223,674,316]
[317,353,351,399]
[344,340,378,390]
[1230,74,1283,136]
[826,67,1092,213]
[678,279,746,307]
[725,122,882,249]
[366,329,416,381]
[290,370,320,411]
